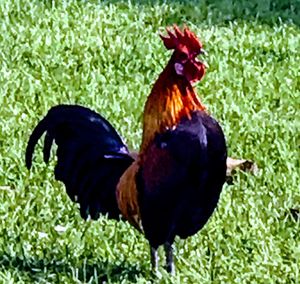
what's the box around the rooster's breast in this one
[137,111,227,248]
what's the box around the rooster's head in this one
[160,25,207,84]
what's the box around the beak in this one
[200,49,208,56]
[199,49,209,68]
[202,60,209,68]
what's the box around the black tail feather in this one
[26,117,49,169]
[26,104,134,220]
[43,132,54,164]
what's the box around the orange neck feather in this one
[140,65,206,153]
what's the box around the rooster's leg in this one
[164,242,175,275]
[150,246,159,273]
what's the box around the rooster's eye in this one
[177,52,188,62]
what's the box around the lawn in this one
[0,0,299,283]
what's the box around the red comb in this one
[160,25,202,51]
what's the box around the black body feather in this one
[137,111,227,248]
[26,104,134,220]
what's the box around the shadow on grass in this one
[0,253,145,282]
[71,0,300,26]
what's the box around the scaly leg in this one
[164,242,175,275]
[150,246,159,273]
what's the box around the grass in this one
[0,0,299,283]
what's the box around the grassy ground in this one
[0,0,299,283]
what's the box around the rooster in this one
[26,26,227,274]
